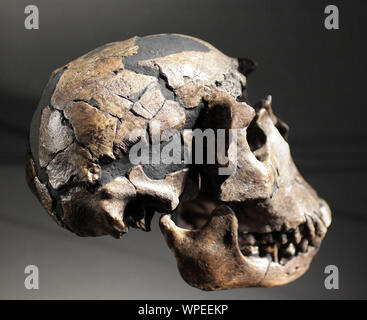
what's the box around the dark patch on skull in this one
[124,63,160,79]
[99,154,134,185]
[142,131,187,180]
[29,67,67,172]
[100,131,187,184]
[129,34,210,64]
[142,162,187,180]
[183,102,205,129]
[157,72,176,101]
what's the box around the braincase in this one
[30,34,246,192]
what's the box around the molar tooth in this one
[305,216,316,239]
[277,233,288,245]
[282,243,296,258]
[292,227,302,244]
[241,246,259,256]
[264,244,278,263]
[299,238,309,253]
[239,233,256,246]
[260,233,273,244]
[315,219,327,238]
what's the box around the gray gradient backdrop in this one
[0,0,366,299]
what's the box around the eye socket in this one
[246,118,267,153]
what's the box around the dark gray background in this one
[0,0,366,299]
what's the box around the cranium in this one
[26,34,331,290]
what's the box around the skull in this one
[26,34,331,290]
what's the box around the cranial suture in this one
[27,34,332,290]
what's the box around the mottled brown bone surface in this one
[27,34,331,290]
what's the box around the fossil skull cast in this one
[26,34,331,290]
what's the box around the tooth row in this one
[238,217,326,264]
